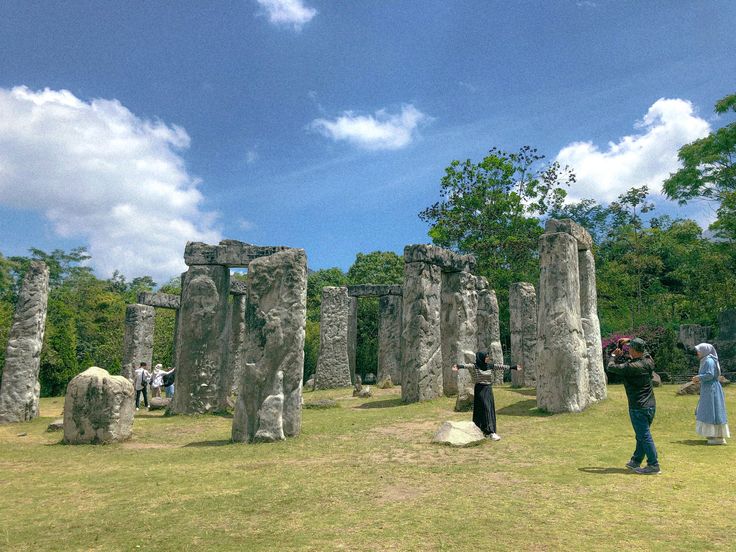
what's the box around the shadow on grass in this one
[578,467,632,475]
[496,399,553,417]
[355,398,405,409]
[671,439,708,446]
[508,388,537,397]
[182,439,233,447]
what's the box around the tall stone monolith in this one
[217,291,247,411]
[170,265,230,414]
[441,271,478,396]
[315,287,352,389]
[509,282,538,388]
[121,304,155,382]
[348,296,357,384]
[536,232,589,413]
[378,294,402,386]
[232,249,307,442]
[477,280,504,385]
[401,253,443,402]
[0,261,50,424]
[579,248,606,402]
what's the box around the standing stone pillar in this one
[401,257,443,403]
[378,294,402,386]
[348,296,357,385]
[441,271,478,396]
[536,232,589,413]
[121,304,155,382]
[232,249,307,442]
[217,292,247,411]
[579,249,606,402]
[0,261,50,424]
[509,283,538,388]
[477,280,504,385]
[170,265,230,414]
[314,287,352,389]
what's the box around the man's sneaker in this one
[488,433,501,441]
[634,465,661,475]
[625,460,639,471]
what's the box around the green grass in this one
[1,384,734,551]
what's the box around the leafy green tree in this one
[306,268,347,322]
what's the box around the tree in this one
[663,92,736,239]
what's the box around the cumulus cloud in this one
[255,0,317,30]
[310,104,431,151]
[0,86,221,282]
[555,98,711,204]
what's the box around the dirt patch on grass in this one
[122,441,176,450]
[369,420,440,442]
[374,483,427,504]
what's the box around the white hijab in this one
[695,343,721,378]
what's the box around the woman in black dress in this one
[452,352,520,441]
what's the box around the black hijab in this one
[475,351,488,368]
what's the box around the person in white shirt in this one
[134,362,151,410]
[149,364,166,398]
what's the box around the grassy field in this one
[1,384,734,551]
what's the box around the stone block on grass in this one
[432,420,485,447]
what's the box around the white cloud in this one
[255,0,317,30]
[458,81,478,93]
[310,104,431,151]
[555,98,711,204]
[0,86,221,282]
[245,148,259,164]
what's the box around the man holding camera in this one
[606,337,661,475]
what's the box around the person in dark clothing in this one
[452,352,520,441]
[606,337,661,475]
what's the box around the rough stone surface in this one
[509,282,538,388]
[651,372,662,387]
[0,261,50,424]
[536,232,590,413]
[579,249,607,403]
[232,249,307,442]
[401,260,443,402]
[148,397,170,410]
[348,296,357,384]
[217,293,247,411]
[544,218,593,251]
[378,294,402,386]
[63,367,134,444]
[229,279,248,296]
[315,287,352,389]
[715,310,736,372]
[441,271,478,396]
[677,381,700,395]
[717,309,736,341]
[121,304,155,382]
[404,244,476,273]
[432,420,485,447]
[170,265,230,414]
[47,418,64,432]
[184,239,290,267]
[136,292,180,310]
[477,281,504,385]
[454,386,474,412]
[347,284,403,297]
[678,324,710,349]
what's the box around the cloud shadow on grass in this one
[496,399,553,417]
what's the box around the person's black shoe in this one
[625,460,639,471]
[634,465,661,475]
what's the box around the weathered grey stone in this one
[651,372,662,387]
[121,304,155,382]
[441,271,478,396]
[476,280,504,386]
[454,386,474,412]
[536,232,590,413]
[229,278,248,296]
[63,367,134,444]
[217,293,247,411]
[315,287,352,389]
[348,296,357,384]
[401,260,443,402]
[170,265,230,414]
[232,249,307,442]
[404,244,476,273]
[717,309,736,341]
[148,396,170,410]
[509,282,538,388]
[184,239,290,267]
[137,292,180,310]
[544,218,593,251]
[677,381,700,395]
[432,420,485,447]
[678,325,710,348]
[46,418,64,432]
[305,376,315,390]
[579,249,606,403]
[347,284,403,297]
[378,294,402,386]
[0,261,50,424]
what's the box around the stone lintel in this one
[137,292,181,310]
[544,219,593,251]
[184,240,291,266]
[347,284,402,297]
[403,244,476,273]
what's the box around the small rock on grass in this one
[432,421,485,447]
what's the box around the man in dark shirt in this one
[606,337,661,475]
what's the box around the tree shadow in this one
[182,439,234,448]
[508,388,537,397]
[578,467,632,475]
[355,398,405,409]
[671,439,708,446]
[496,399,553,417]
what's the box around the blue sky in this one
[0,1,734,283]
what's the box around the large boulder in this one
[676,381,700,395]
[63,367,135,444]
[432,421,485,447]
